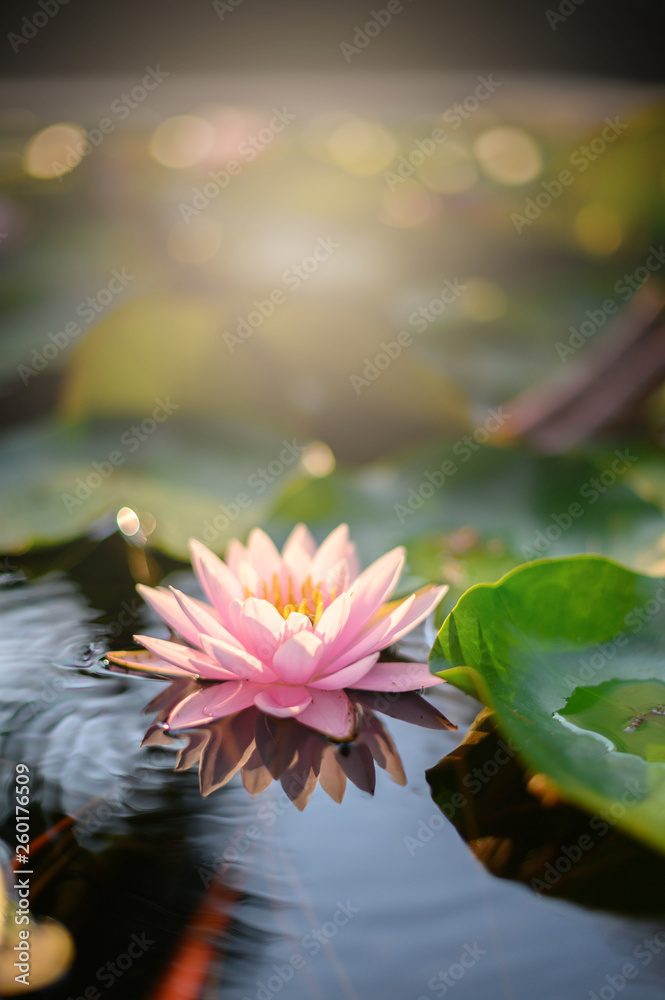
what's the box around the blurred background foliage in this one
[1,77,665,587]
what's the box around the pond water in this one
[1,537,664,999]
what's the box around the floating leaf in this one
[431,555,665,854]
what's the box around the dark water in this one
[1,537,665,1000]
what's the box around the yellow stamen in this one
[313,599,325,627]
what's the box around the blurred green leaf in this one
[269,445,665,577]
[0,418,304,558]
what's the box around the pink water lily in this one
[109,524,448,742]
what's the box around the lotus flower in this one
[107,524,455,803]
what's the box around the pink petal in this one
[345,545,360,583]
[281,523,317,579]
[236,597,285,661]
[325,595,416,671]
[200,635,278,683]
[169,587,243,648]
[253,686,313,717]
[333,584,447,668]
[320,557,352,597]
[284,612,312,639]
[309,653,379,690]
[311,524,349,589]
[282,522,317,558]
[272,631,323,684]
[350,661,443,691]
[204,681,262,718]
[339,547,406,645]
[166,689,213,728]
[134,634,235,680]
[168,681,260,729]
[297,689,356,739]
[245,528,284,581]
[225,539,247,577]
[233,559,260,595]
[314,592,351,644]
[136,585,203,647]
[188,540,243,619]
[372,584,448,648]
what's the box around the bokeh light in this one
[300,440,336,477]
[473,126,542,185]
[116,506,141,536]
[150,115,216,168]
[200,105,268,163]
[327,119,397,176]
[24,123,87,179]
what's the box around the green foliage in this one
[431,556,665,854]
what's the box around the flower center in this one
[248,573,335,625]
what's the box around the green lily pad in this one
[430,555,665,855]
[0,418,305,559]
[270,444,665,573]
